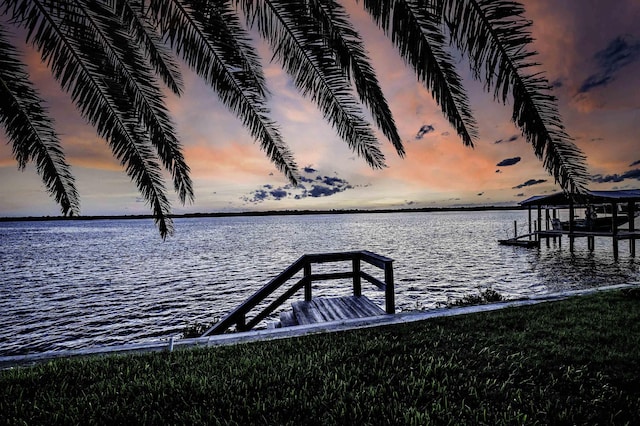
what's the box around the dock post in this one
[537,205,542,242]
[352,257,362,297]
[304,262,312,301]
[588,236,594,251]
[569,197,575,253]
[612,202,619,259]
[630,201,636,257]
[384,262,395,314]
[514,220,517,239]
[545,209,551,248]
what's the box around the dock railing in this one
[201,250,394,336]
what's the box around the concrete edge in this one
[1,283,637,369]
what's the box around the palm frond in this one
[6,0,174,236]
[73,1,194,204]
[309,0,404,156]
[148,0,300,184]
[111,0,185,96]
[0,26,79,216]
[189,0,269,98]
[240,0,386,169]
[363,0,478,148]
[442,0,588,192]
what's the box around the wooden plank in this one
[309,298,336,321]
[314,297,354,321]
[315,297,359,321]
[292,300,325,325]
[342,296,385,317]
[279,310,298,327]
[333,296,367,318]
[358,296,386,316]
[289,296,386,326]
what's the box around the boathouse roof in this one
[520,189,640,207]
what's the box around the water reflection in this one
[530,244,638,293]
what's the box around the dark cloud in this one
[494,134,519,144]
[590,137,604,142]
[270,189,288,199]
[591,169,640,183]
[303,165,317,174]
[249,190,268,202]
[630,160,640,167]
[578,35,640,93]
[512,179,547,189]
[307,185,342,197]
[415,124,435,139]
[495,170,502,173]
[516,193,525,197]
[496,156,521,167]
[242,171,355,203]
[551,79,563,88]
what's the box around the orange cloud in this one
[365,137,500,191]
[184,142,276,180]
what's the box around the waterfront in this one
[1,210,638,356]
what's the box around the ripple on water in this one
[1,212,638,355]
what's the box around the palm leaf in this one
[0,26,79,216]
[147,0,300,184]
[74,1,194,205]
[309,0,404,156]
[363,0,478,148]
[189,0,269,98]
[241,0,386,169]
[6,0,174,236]
[111,0,185,96]
[442,0,588,192]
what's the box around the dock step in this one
[287,296,386,327]
[279,310,297,328]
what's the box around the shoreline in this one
[0,205,523,223]
[1,283,634,369]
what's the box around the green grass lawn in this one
[2,289,640,425]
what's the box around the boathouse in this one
[519,189,640,257]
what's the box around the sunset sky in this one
[1,0,639,217]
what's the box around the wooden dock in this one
[202,251,395,336]
[278,296,386,327]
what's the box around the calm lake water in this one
[1,210,638,356]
